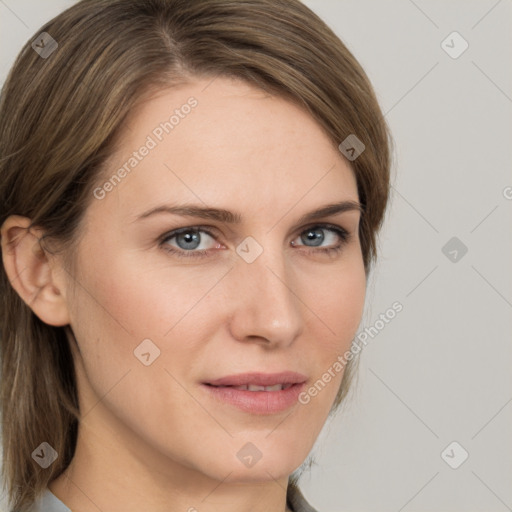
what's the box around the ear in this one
[0,215,71,326]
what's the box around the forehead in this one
[91,76,358,223]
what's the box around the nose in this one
[227,246,304,348]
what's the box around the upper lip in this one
[204,371,307,387]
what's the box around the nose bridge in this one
[228,238,303,346]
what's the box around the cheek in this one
[299,255,366,405]
[332,266,366,343]
[66,247,229,401]
[72,245,218,340]
[305,258,366,349]
[66,251,214,432]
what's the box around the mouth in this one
[204,371,307,388]
[201,372,307,414]
[205,383,295,391]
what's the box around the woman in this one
[0,1,392,511]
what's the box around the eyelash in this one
[158,224,351,260]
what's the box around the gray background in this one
[1,1,511,511]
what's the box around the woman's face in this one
[60,76,366,485]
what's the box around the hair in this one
[0,0,392,510]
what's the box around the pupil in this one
[302,228,324,247]
[177,231,200,250]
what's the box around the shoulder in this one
[287,482,319,512]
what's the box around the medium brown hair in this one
[0,0,392,510]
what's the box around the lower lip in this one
[201,383,306,415]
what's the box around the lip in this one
[204,371,308,387]
[202,372,307,415]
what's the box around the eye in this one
[160,227,222,258]
[291,224,350,256]
[159,223,351,260]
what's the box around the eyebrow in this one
[133,200,363,225]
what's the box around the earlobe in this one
[0,215,71,326]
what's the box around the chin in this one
[222,443,306,482]
[217,461,297,484]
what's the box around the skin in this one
[1,76,366,512]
